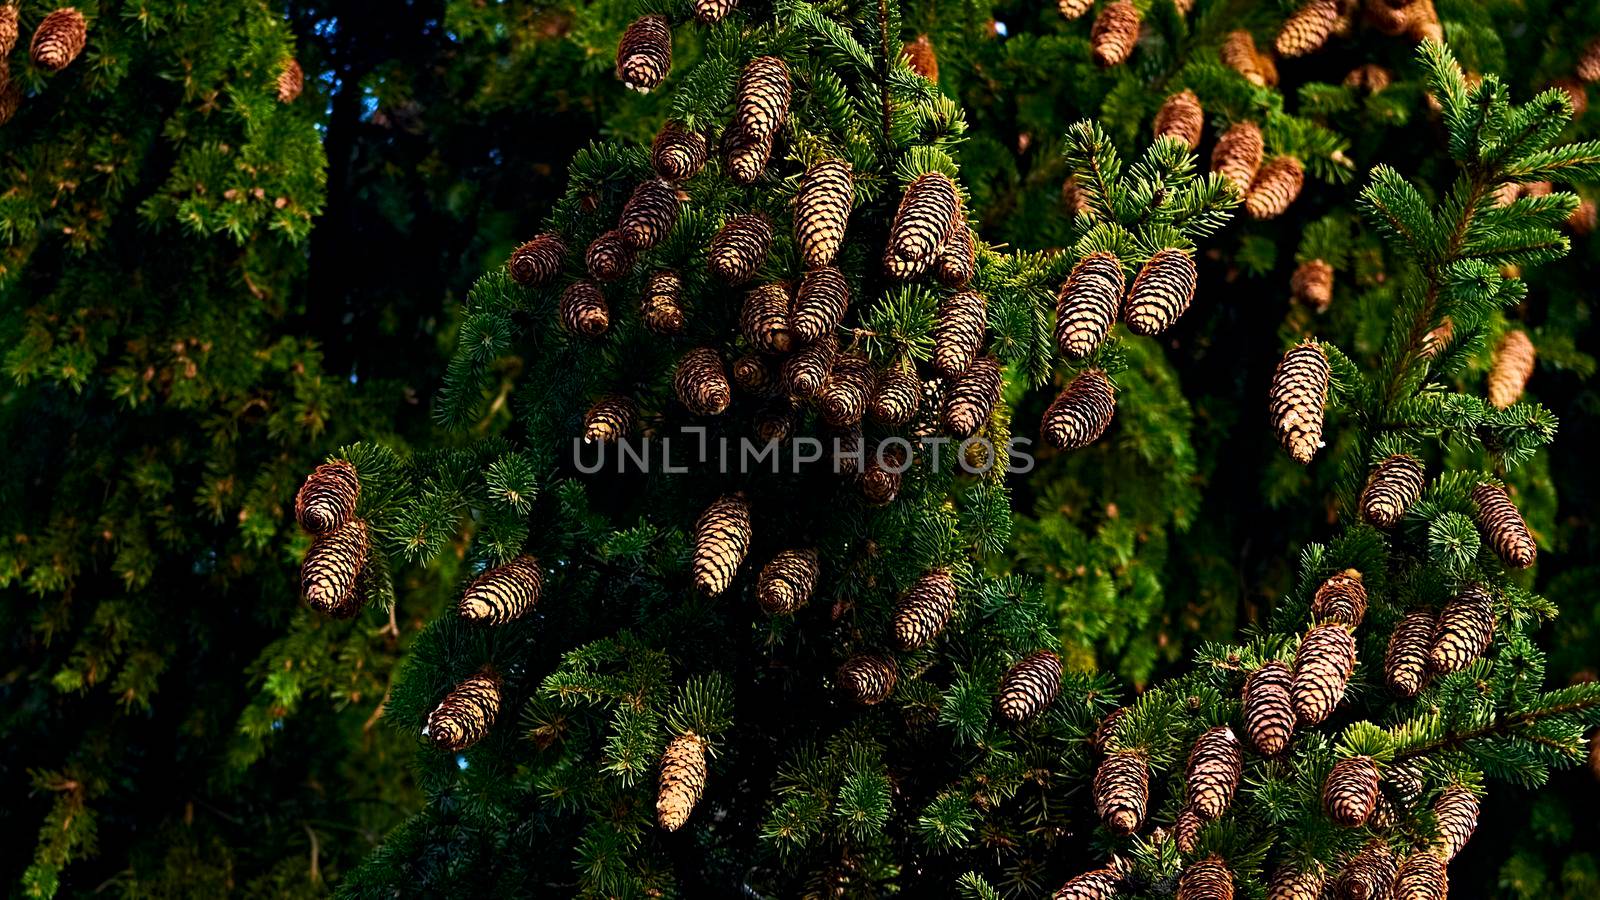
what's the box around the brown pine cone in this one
[1062,176,1091,217]
[1365,0,1410,37]
[1311,569,1368,627]
[675,348,732,416]
[742,283,795,353]
[1471,482,1536,568]
[1175,807,1203,853]
[935,222,977,289]
[910,377,948,440]
[1057,0,1094,20]
[783,333,836,399]
[1325,755,1381,826]
[1276,0,1339,57]
[753,398,798,444]
[1393,852,1447,900]
[726,130,775,185]
[734,55,792,146]
[1580,37,1600,83]
[509,233,566,286]
[1154,90,1205,149]
[1093,751,1149,835]
[998,650,1063,723]
[733,353,778,397]
[693,0,737,24]
[643,270,686,335]
[30,7,87,72]
[795,159,854,269]
[1428,584,1495,673]
[886,172,960,274]
[1211,121,1264,197]
[1269,340,1329,465]
[1051,863,1124,900]
[933,289,987,377]
[859,442,906,505]
[615,15,671,92]
[1243,661,1295,755]
[425,668,502,751]
[1422,316,1454,359]
[561,281,611,336]
[1091,1,1141,67]
[820,354,875,427]
[657,731,709,831]
[1221,31,1266,86]
[619,179,680,251]
[1487,329,1535,409]
[0,80,20,127]
[838,654,898,704]
[0,5,18,56]
[1042,368,1116,450]
[1405,0,1441,43]
[1361,455,1425,527]
[1292,623,1355,724]
[710,213,773,284]
[459,556,543,626]
[652,121,709,182]
[757,548,819,615]
[1430,785,1479,860]
[302,518,369,617]
[1185,726,1243,819]
[792,266,850,344]
[1568,198,1597,235]
[583,394,636,443]
[1335,842,1397,900]
[901,34,938,82]
[1345,63,1393,93]
[1056,251,1124,359]
[943,355,1002,438]
[1291,259,1335,312]
[1178,856,1234,900]
[870,366,921,427]
[295,459,360,534]
[1124,249,1198,336]
[892,570,958,650]
[277,58,304,103]
[1246,157,1305,219]
[692,493,752,595]
[586,230,636,283]
[1385,607,1437,697]
[1267,864,1324,900]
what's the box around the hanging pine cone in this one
[1471,482,1536,568]
[509,233,566,286]
[1421,316,1454,359]
[586,230,635,283]
[1276,0,1339,57]
[0,80,19,128]
[1267,864,1324,900]
[998,651,1063,723]
[838,654,898,704]
[652,121,708,182]
[675,348,732,416]
[734,55,792,145]
[1042,368,1116,450]
[1291,259,1334,312]
[1385,607,1437,697]
[795,159,854,269]
[1311,569,1368,627]
[619,179,680,251]
[892,570,958,650]
[1430,785,1479,860]
[1569,198,1597,234]
[1393,852,1447,900]
[1062,176,1091,217]
[870,366,921,427]
[1405,0,1441,43]
[726,131,774,186]
[1336,842,1397,900]
[783,333,836,399]
[860,443,906,505]
[458,556,543,626]
[1211,121,1264,197]
[0,5,17,56]
[1580,37,1600,83]
[1056,252,1124,359]
[754,398,797,444]
[943,355,1002,438]
[1124,249,1198,336]
[425,668,502,752]
[1428,584,1495,673]
[561,280,611,336]
[1178,856,1234,900]
[820,354,875,427]
[901,34,938,82]
[932,290,987,378]
[1154,90,1205,149]
[643,270,686,335]
[30,7,87,72]
[1221,30,1266,86]
[302,518,369,617]
[1325,755,1381,826]
[693,0,736,25]
[692,494,752,596]
[277,58,304,103]
[615,15,671,92]
[1094,752,1150,835]
[710,213,773,284]
[1186,726,1243,819]
[742,283,795,353]
[1243,661,1295,755]
[1175,806,1203,853]
[1292,623,1355,724]
[1269,340,1329,465]
[657,731,709,831]
[1345,63,1393,93]
[1051,863,1123,900]
[935,223,977,288]
[1361,455,1424,528]
[886,172,960,276]
[792,267,850,344]
[1364,0,1409,37]
[1487,329,1535,409]
[911,377,948,440]
[295,460,360,535]
[1246,157,1306,219]
[1091,1,1141,67]
[757,548,819,615]
[584,394,636,443]
[733,353,778,398]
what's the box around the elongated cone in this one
[757,549,818,615]
[619,179,679,251]
[1178,856,1234,900]
[1580,37,1600,83]
[1568,197,1596,234]
[692,494,752,595]
[1247,157,1305,219]
[1292,259,1334,312]
[1175,807,1203,853]
[1277,0,1339,57]
[820,354,875,427]
[1042,368,1116,450]
[0,6,18,56]
[0,82,20,127]
[742,283,794,353]
[783,333,836,399]
[998,651,1063,723]
[935,222,977,288]
[870,366,920,427]
[933,290,986,377]
[657,731,708,831]
[859,442,906,505]
[1267,864,1324,900]
[1211,121,1264,196]
[1385,607,1437,696]
[561,281,610,336]
[793,267,850,344]
[1062,177,1091,216]
[652,121,708,182]
[675,348,731,416]
[1186,726,1243,819]
[643,270,686,335]
[1094,752,1149,835]
[1124,249,1198,336]
[1292,623,1355,724]
[733,353,777,397]
[296,459,360,534]
[1362,455,1424,527]
[509,233,565,286]
[459,555,543,625]
[1091,1,1141,67]
[585,230,635,283]
[1430,785,1478,860]
[944,355,1002,438]
[1311,569,1368,626]
[911,377,947,440]
[1221,31,1266,86]
[1487,329,1535,409]
[302,518,369,617]
[1244,661,1295,754]
[277,58,304,103]
[887,172,960,272]
[693,0,736,24]
[1325,755,1381,826]
[584,394,635,443]
[1393,852,1446,900]
[734,56,791,144]
[710,213,772,284]
[795,159,854,268]
[425,668,502,751]
[1154,90,1204,149]
[727,130,775,186]
[30,7,87,72]
[1428,584,1495,673]
[838,654,897,704]
[1052,863,1123,900]
[901,34,938,82]
[892,571,958,650]
[1270,340,1329,464]
[1336,842,1397,900]
[1057,0,1094,20]
[1471,482,1536,568]
[615,15,671,92]
[1056,251,1124,358]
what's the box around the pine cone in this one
[1385,607,1437,697]
[1325,755,1381,827]
[295,459,360,534]
[1062,176,1091,217]
[30,7,87,72]
[1471,482,1536,568]
[561,280,611,336]
[1345,63,1393,93]
[1246,156,1305,219]
[1154,90,1204,149]
[1311,568,1368,627]
[1091,1,1141,67]
[820,354,875,427]
[860,442,907,505]
[643,270,686,335]
[1421,317,1454,359]
[935,222,977,288]
[793,266,850,344]
[585,230,635,283]
[619,179,680,251]
[933,290,986,378]
[886,172,960,275]
[652,121,709,181]
[693,0,737,25]
[1580,37,1600,83]
[1042,368,1116,450]
[1361,454,1425,527]
[838,654,898,704]
[1269,340,1329,465]
[0,80,20,127]
[1093,752,1149,835]
[795,159,854,269]
[1123,249,1198,336]
[1055,251,1124,358]
[1178,856,1234,900]
[901,34,938,82]
[583,394,636,443]
[757,548,819,615]
[742,283,795,353]
[657,731,709,831]
[1405,0,1441,43]
[870,366,921,427]
[1568,197,1597,234]
[0,5,17,56]
[692,493,752,595]
[911,377,948,440]
[675,348,732,416]
[726,130,775,186]
[1428,584,1495,673]
[892,570,958,650]
[1267,864,1324,900]
[710,213,773,284]
[1185,726,1243,819]
[733,353,778,397]
[754,398,798,444]
[1430,785,1478,860]
[1291,259,1334,312]
[1364,0,1410,37]
[1057,0,1094,20]
[1175,807,1203,853]
[459,555,543,626]
[425,668,502,752]
[734,55,791,147]
[1244,661,1295,755]
[1211,121,1264,196]
[783,333,836,399]
[615,15,671,92]
[1292,623,1355,724]
[1221,30,1266,86]
[1276,0,1339,57]
[943,355,1002,438]
[302,518,369,617]
[509,233,566,286]
[277,58,304,103]
[1051,864,1123,900]
[1335,842,1397,900]
[1487,329,1535,409]
[1393,853,1447,900]
[997,650,1063,723]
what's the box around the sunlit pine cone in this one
[901,34,938,82]
[1185,726,1243,819]
[741,282,795,353]
[642,270,686,335]
[277,58,304,103]
[458,555,543,625]
[1041,368,1116,450]
[1361,454,1424,527]
[1051,862,1124,900]
[1090,1,1141,67]
[1124,249,1198,335]
[932,289,987,378]
[1487,329,1535,409]
[424,667,502,751]
[1211,121,1264,197]
[1393,852,1447,900]
[651,120,709,182]
[1246,156,1305,219]
[1055,251,1124,359]
[657,731,709,831]
[1154,90,1204,149]
[692,493,752,596]
[1221,30,1266,86]
[726,130,775,185]
[1291,622,1355,724]
[819,353,875,427]
[302,518,369,617]
[783,332,836,400]
[734,55,792,145]
[615,15,671,92]
[869,365,920,427]
[1580,36,1600,83]
[886,172,960,275]
[943,355,1002,438]
[1093,751,1149,835]
[583,394,635,444]
[859,442,906,505]
[1058,0,1094,21]
[585,230,635,283]
[619,178,680,251]
[1174,807,1203,853]
[934,222,976,288]
[1266,863,1323,900]
[1177,856,1234,900]
[1276,0,1339,57]
[1291,259,1334,312]
[997,650,1063,723]
[1430,785,1479,860]
[1385,607,1437,696]
[1324,755,1381,826]
[30,7,87,72]
[710,213,773,284]
[1471,482,1536,568]
[792,266,850,344]
[1335,841,1397,900]
[0,5,18,56]
[757,548,819,615]
[1420,316,1454,359]
[693,0,736,24]
[892,570,958,650]
[1243,661,1295,755]
[675,348,732,416]
[1428,584,1495,673]
[838,654,898,704]
[560,280,610,337]
[1311,569,1367,626]
[295,459,360,534]
[795,158,854,268]
[509,233,566,286]
[1268,340,1329,465]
